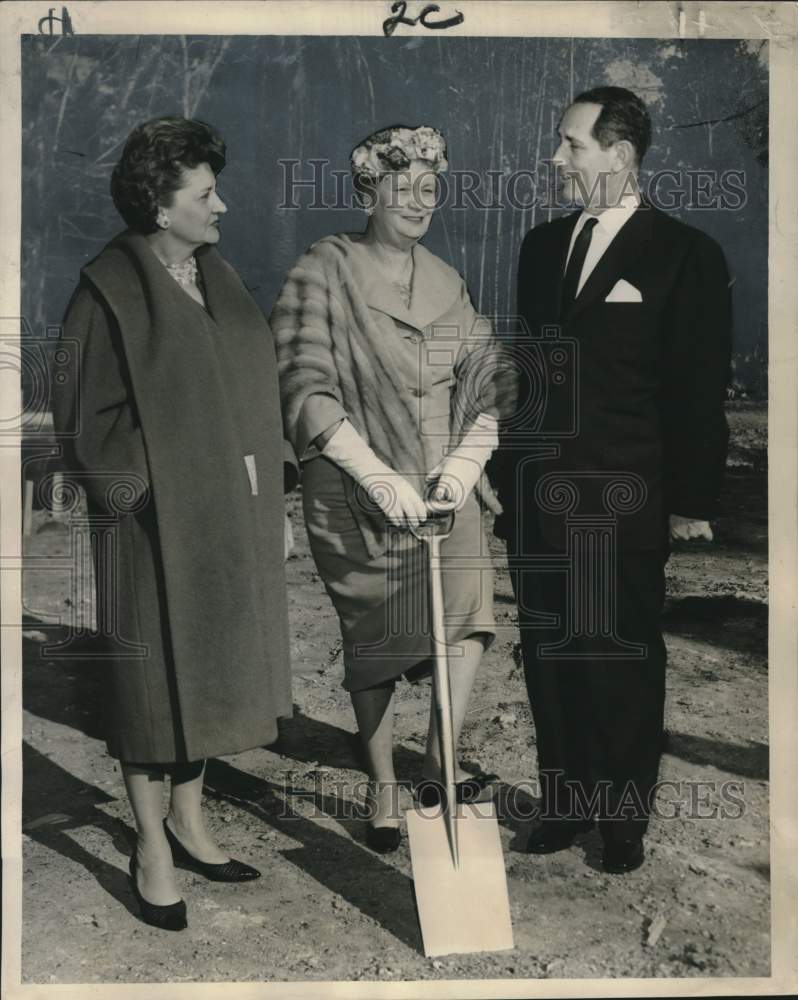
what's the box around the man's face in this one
[552,102,617,211]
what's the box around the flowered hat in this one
[350,125,448,187]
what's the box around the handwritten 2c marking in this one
[383,1,464,37]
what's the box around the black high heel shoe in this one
[128,855,187,931]
[163,819,261,883]
[365,823,402,853]
[414,772,499,807]
[362,782,402,853]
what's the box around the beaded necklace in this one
[164,256,198,287]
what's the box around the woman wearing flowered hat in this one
[271,125,512,852]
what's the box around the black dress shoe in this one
[526,819,593,855]
[602,838,645,874]
[365,824,402,853]
[163,820,260,883]
[128,855,187,931]
[414,772,499,808]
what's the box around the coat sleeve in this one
[516,226,539,336]
[269,250,348,455]
[294,393,347,461]
[660,232,732,520]
[452,279,516,429]
[487,228,537,538]
[52,282,150,514]
[446,280,507,515]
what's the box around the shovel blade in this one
[406,802,514,957]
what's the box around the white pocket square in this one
[605,279,642,303]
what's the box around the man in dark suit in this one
[492,86,732,873]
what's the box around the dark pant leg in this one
[512,546,666,833]
[511,554,595,823]
[592,549,667,844]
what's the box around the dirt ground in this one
[19,402,769,985]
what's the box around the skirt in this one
[301,455,496,691]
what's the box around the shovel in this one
[405,509,514,957]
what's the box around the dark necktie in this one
[561,216,598,312]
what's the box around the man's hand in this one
[669,514,713,542]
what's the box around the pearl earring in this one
[157,211,171,230]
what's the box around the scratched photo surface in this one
[19,33,769,983]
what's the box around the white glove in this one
[669,514,713,542]
[426,413,499,512]
[322,419,427,528]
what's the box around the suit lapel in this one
[549,210,582,315]
[195,244,267,337]
[408,243,462,329]
[336,234,461,333]
[195,244,227,322]
[564,203,654,322]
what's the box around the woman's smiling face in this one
[371,159,438,247]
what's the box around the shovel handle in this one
[408,508,455,543]
[427,530,460,868]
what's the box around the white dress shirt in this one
[564,192,641,296]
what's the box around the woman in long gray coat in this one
[52,117,294,930]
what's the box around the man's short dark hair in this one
[110,116,226,233]
[572,86,652,165]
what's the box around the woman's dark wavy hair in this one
[110,116,226,233]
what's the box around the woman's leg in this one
[121,762,181,906]
[422,635,486,782]
[165,760,229,864]
[350,683,400,829]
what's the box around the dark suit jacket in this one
[492,202,732,552]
